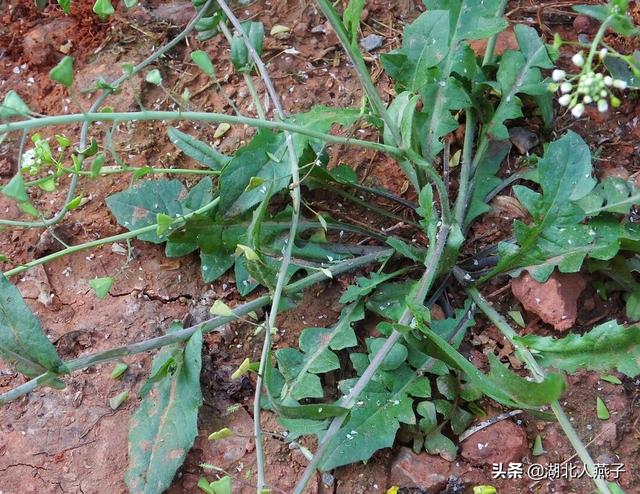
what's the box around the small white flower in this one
[599,48,608,59]
[600,89,608,97]
[571,103,585,118]
[572,52,585,67]
[552,69,566,82]
[598,99,609,112]
[583,95,593,104]
[560,82,572,94]
[558,94,572,106]
[604,76,614,86]
[613,79,628,89]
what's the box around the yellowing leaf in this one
[214,123,231,139]
[210,299,235,317]
[208,427,233,441]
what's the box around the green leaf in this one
[111,363,128,379]
[596,396,610,420]
[109,390,129,410]
[155,213,174,237]
[601,374,622,385]
[49,56,74,87]
[2,173,29,203]
[219,107,359,217]
[339,269,408,304]
[492,131,598,281]
[190,50,216,77]
[367,337,408,371]
[604,52,640,90]
[420,0,507,159]
[0,274,63,377]
[230,22,264,72]
[532,434,544,456]
[0,90,31,118]
[167,127,230,170]
[124,0,138,8]
[276,303,363,401]
[516,320,640,378]
[145,69,162,86]
[93,0,115,17]
[125,330,203,494]
[88,276,113,299]
[343,0,365,47]
[405,326,565,410]
[106,179,186,243]
[573,5,638,36]
[57,0,71,13]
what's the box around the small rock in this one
[574,15,599,35]
[460,420,528,466]
[511,271,588,331]
[23,17,78,66]
[360,34,384,52]
[600,163,630,181]
[469,29,518,58]
[388,447,452,492]
[509,126,539,154]
[35,225,73,257]
[149,2,194,27]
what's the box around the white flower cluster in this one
[549,50,627,118]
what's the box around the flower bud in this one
[599,48,608,59]
[613,79,628,89]
[600,89,608,97]
[552,69,566,82]
[560,82,572,94]
[611,95,621,108]
[597,99,609,112]
[571,103,585,118]
[583,96,593,104]
[604,76,613,86]
[572,52,585,67]
[558,94,572,106]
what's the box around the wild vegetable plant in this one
[1,1,640,493]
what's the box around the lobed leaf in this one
[167,127,230,170]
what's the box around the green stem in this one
[0,111,399,157]
[2,0,215,229]
[293,223,451,493]
[482,0,509,66]
[243,72,267,120]
[3,198,220,277]
[463,280,614,494]
[586,17,614,70]
[0,248,392,407]
[314,0,403,149]
[454,109,476,225]
[405,149,452,224]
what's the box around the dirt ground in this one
[0,1,639,493]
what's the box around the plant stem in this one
[3,0,214,229]
[314,0,403,149]
[454,109,476,225]
[212,1,302,490]
[3,198,220,277]
[293,223,451,493]
[585,16,614,70]
[243,73,267,120]
[0,111,399,158]
[482,0,509,66]
[0,248,392,406]
[463,280,614,494]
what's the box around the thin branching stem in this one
[482,0,509,66]
[293,224,451,493]
[1,1,214,229]
[315,0,403,149]
[0,248,393,406]
[454,109,476,226]
[213,1,302,489]
[463,279,614,494]
[0,111,399,159]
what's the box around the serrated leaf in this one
[88,276,113,299]
[491,131,598,281]
[0,274,63,378]
[125,330,203,494]
[339,269,408,304]
[420,0,507,159]
[0,90,31,118]
[276,303,363,401]
[167,127,230,170]
[106,179,185,243]
[516,320,640,377]
[405,326,565,410]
